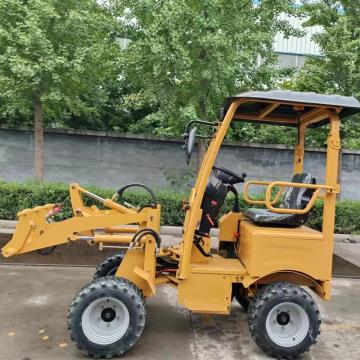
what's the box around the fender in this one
[243,271,331,300]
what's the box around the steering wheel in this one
[212,165,247,185]
[111,183,158,211]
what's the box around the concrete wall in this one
[0,127,359,199]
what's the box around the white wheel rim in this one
[81,297,130,345]
[265,302,310,347]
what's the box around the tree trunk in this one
[34,96,44,181]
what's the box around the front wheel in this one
[93,253,124,280]
[248,282,321,359]
[68,276,146,358]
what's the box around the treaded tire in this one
[68,276,146,358]
[235,293,250,311]
[93,253,124,280]
[248,282,321,359]
[232,283,251,311]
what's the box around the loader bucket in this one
[2,204,55,257]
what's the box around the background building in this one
[274,13,322,68]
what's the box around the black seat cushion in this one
[245,173,316,227]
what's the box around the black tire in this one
[68,276,146,358]
[232,283,251,311]
[37,246,57,255]
[248,282,321,359]
[93,253,124,280]
[235,293,251,311]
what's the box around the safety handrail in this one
[244,180,337,214]
[243,180,284,205]
[265,181,336,214]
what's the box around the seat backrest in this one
[282,173,316,210]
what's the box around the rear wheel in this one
[235,293,250,311]
[248,282,321,359]
[232,283,251,311]
[68,276,145,358]
[93,253,124,280]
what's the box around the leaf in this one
[0,0,123,126]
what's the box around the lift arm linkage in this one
[1,183,161,257]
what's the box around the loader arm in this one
[2,183,161,257]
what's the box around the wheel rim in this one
[265,302,310,347]
[81,297,130,345]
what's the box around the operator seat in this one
[244,173,316,227]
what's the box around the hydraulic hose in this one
[116,183,158,210]
[131,228,161,250]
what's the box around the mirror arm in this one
[194,134,211,139]
[184,119,216,134]
[183,119,219,164]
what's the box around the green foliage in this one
[1,0,360,151]
[286,0,360,148]
[228,122,298,146]
[1,180,360,234]
[306,200,360,235]
[332,200,360,234]
[0,0,122,126]
[113,0,299,135]
[0,180,187,226]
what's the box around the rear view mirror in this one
[186,127,197,164]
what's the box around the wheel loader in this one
[3,90,360,359]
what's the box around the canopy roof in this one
[223,90,360,127]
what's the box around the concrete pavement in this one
[0,264,359,360]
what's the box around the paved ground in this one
[0,265,359,360]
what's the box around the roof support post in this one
[322,111,341,280]
[178,100,242,279]
[293,122,307,174]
